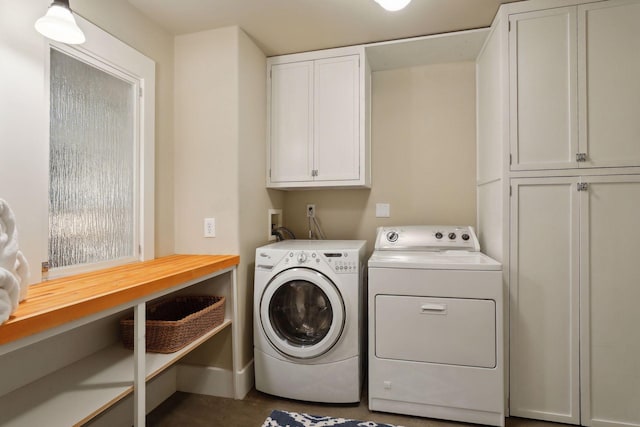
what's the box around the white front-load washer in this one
[368,226,504,426]
[254,240,366,403]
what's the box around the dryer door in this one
[260,267,345,359]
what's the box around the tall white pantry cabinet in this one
[476,1,640,427]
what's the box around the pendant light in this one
[35,0,86,45]
[374,0,412,11]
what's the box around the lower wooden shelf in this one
[0,319,231,427]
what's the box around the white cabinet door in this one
[510,177,581,424]
[578,0,640,168]
[314,55,360,182]
[580,175,640,427]
[509,8,578,170]
[268,61,314,183]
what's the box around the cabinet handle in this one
[576,152,587,162]
[420,303,447,313]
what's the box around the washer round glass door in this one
[260,267,345,359]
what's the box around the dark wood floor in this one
[147,388,570,427]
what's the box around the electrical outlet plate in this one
[307,204,316,218]
[204,218,216,237]
[376,203,390,218]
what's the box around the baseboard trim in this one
[236,359,254,399]
[176,359,254,399]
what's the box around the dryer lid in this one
[368,250,501,271]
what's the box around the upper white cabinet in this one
[510,7,578,170]
[509,0,640,170]
[267,47,370,189]
[578,0,640,168]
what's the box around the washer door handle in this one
[420,303,447,314]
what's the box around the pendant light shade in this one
[374,0,412,11]
[35,0,85,45]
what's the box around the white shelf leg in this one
[134,302,146,426]
[231,267,241,399]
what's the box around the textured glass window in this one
[49,48,137,270]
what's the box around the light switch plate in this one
[376,203,390,218]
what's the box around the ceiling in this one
[125,0,520,57]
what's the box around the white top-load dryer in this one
[368,225,504,426]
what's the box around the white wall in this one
[237,29,285,367]
[174,26,283,368]
[173,27,241,255]
[476,22,505,262]
[0,0,50,279]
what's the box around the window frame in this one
[45,15,155,279]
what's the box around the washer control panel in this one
[375,225,480,252]
[323,251,359,273]
[282,250,358,273]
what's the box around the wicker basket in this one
[120,295,225,353]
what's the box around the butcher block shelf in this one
[0,254,239,346]
[0,254,240,427]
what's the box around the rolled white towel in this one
[0,199,31,310]
[0,199,19,274]
[0,267,20,324]
[16,251,30,302]
[0,289,13,324]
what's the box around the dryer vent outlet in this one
[307,204,316,218]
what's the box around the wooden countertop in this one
[0,254,239,346]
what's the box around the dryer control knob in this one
[462,233,470,241]
[386,231,399,242]
[297,252,308,263]
[448,232,457,240]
